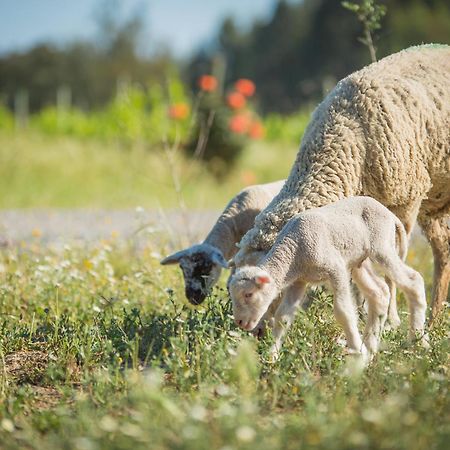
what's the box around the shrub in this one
[184,76,264,177]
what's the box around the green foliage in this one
[263,110,311,142]
[28,76,191,145]
[342,0,387,62]
[0,104,14,131]
[342,0,387,32]
[0,240,447,449]
[0,131,300,208]
[185,93,246,177]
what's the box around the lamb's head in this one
[160,243,228,305]
[229,266,278,331]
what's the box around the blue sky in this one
[0,0,295,57]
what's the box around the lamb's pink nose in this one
[236,319,255,331]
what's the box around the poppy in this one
[168,103,189,120]
[235,79,256,97]
[198,75,218,92]
[227,92,246,109]
[248,121,265,139]
[229,114,251,134]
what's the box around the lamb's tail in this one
[395,218,408,261]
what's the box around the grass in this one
[0,236,448,450]
[0,131,299,209]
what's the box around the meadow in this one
[0,233,448,450]
[0,96,448,449]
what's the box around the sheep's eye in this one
[244,293,253,299]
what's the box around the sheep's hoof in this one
[385,314,401,330]
[408,331,430,349]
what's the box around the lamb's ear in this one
[160,249,188,265]
[255,275,271,286]
[211,252,228,268]
[228,258,236,269]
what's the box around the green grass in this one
[0,131,299,209]
[0,238,448,450]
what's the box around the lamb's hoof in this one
[385,314,401,330]
[342,346,370,376]
[335,334,347,348]
[268,345,280,363]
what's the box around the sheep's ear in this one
[211,252,228,269]
[160,249,188,265]
[255,275,270,285]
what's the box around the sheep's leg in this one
[352,261,389,356]
[418,214,450,325]
[269,281,307,359]
[387,202,420,329]
[374,250,428,345]
[329,270,366,358]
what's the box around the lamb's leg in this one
[269,281,307,360]
[352,261,389,356]
[418,214,450,325]
[385,277,401,329]
[375,250,428,345]
[329,271,366,359]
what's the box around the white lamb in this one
[229,196,428,361]
[160,180,284,304]
[236,45,450,323]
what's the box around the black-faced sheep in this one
[161,181,284,304]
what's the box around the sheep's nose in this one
[185,287,207,305]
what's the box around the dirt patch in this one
[3,350,49,385]
[2,350,68,410]
[31,386,63,410]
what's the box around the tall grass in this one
[0,240,447,449]
[0,131,299,208]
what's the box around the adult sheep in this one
[237,45,450,322]
[161,180,284,304]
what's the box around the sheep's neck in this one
[204,220,237,260]
[204,201,264,260]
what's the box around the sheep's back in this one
[239,46,450,253]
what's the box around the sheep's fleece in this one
[237,44,450,317]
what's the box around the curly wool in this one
[239,45,450,252]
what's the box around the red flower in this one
[241,170,257,185]
[248,121,265,139]
[227,91,246,110]
[229,114,251,134]
[235,79,256,97]
[198,75,218,92]
[168,103,189,120]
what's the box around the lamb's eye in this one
[244,293,253,299]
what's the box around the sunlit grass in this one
[0,238,448,450]
[0,131,298,209]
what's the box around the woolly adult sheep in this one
[237,45,450,321]
[229,196,428,361]
[161,180,284,304]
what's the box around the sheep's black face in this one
[180,253,217,305]
[160,244,228,305]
